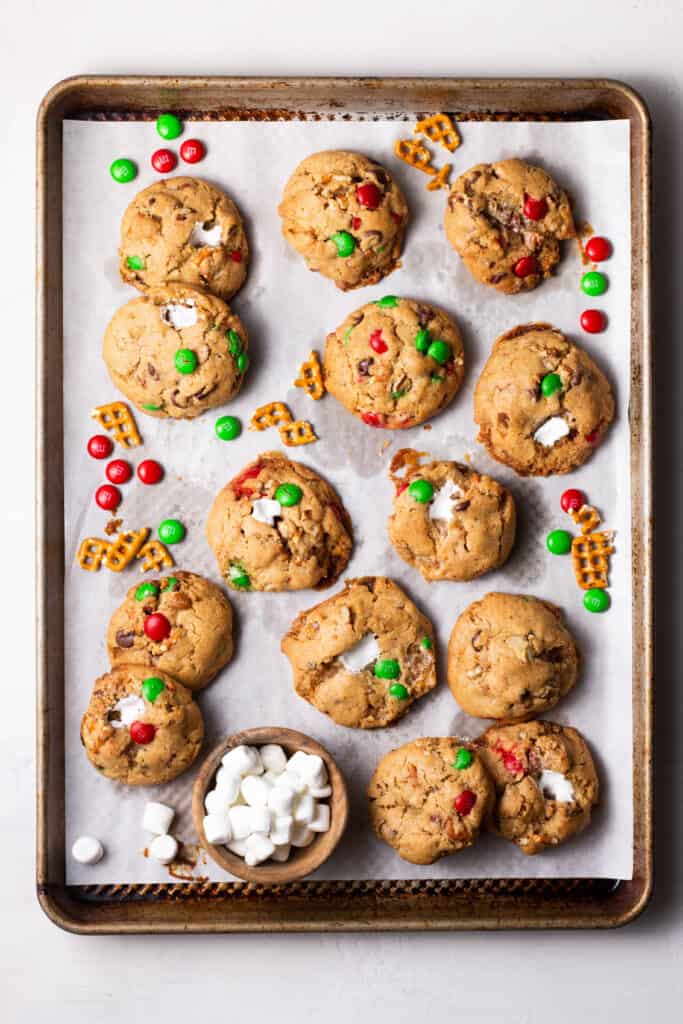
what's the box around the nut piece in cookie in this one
[119,176,248,300]
[388,450,516,581]
[447,592,580,721]
[324,297,464,429]
[103,283,249,420]
[281,576,436,729]
[367,737,494,864]
[474,323,615,476]
[477,720,599,854]
[205,451,353,593]
[444,158,575,293]
[80,665,204,786]
[107,571,233,692]
[278,150,408,291]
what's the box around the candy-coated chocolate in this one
[227,329,243,355]
[156,113,182,140]
[144,613,171,642]
[126,255,145,271]
[275,483,303,507]
[427,339,451,365]
[142,402,163,411]
[229,564,251,589]
[130,720,156,744]
[87,434,113,460]
[388,682,409,700]
[163,576,179,591]
[141,676,166,703]
[361,411,383,427]
[95,484,121,511]
[414,328,431,353]
[330,230,356,257]
[541,372,563,398]
[454,748,473,770]
[179,138,205,164]
[375,294,398,308]
[137,459,164,485]
[110,158,137,183]
[581,270,608,297]
[523,194,548,221]
[585,236,611,262]
[546,529,573,555]
[420,636,433,649]
[560,488,586,513]
[580,309,607,334]
[356,183,381,210]
[151,148,177,174]
[229,249,242,262]
[215,415,242,441]
[174,348,197,374]
[374,658,401,680]
[135,582,160,602]
[106,459,132,485]
[369,329,388,354]
[158,519,185,545]
[513,254,538,278]
[408,479,434,503]
[236,352,249,374]
[454,790,477,815]
[585,428,601,445]
[584,588,611,613]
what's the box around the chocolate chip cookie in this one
[119,176,248,300]
[323,297,464,429]
[367,737,494,864]
[206,451,353,592]
[281,576,436,729]
[477,720,599,854]
[447,592,580,721]
[444,158,575,293]
[474,323,615,476]
[80,665,204,786]
[278,150,408,290]
[107,571,233,692]
[387,450,516,581]
[102,283,249,420]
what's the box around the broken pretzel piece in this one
[77,537,111,572]
[294,351,326,400]
[414,113,461,153]
[250,401,293,431]
[279,420,317,447]
[104,528,150,572]
[393,138,436,175]
[570,504,602,535]
[426,163,452,192]
[91,401,142,449]
[571,531,615,590]
[137,539,174,573]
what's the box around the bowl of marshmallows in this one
[192,726,349,882]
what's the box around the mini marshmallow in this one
[288,751,327,789]
[203,813,233,845]
[247,806,272,835]
[149,833,178,866]
[271,843,291,863]
[71,836,104,865]
[429,479,464,521]
[309,803,331,833]
[204,788,232,816]
[142,801,175,835]
[276,769,307,795]
[293,792,316,825]
[533,415,570,447]
[290,823,315,848]
[227,838,249,857]
[190,222,222,247]
[160,301,197,329]
[213,766,242,803]
[309,784,332,799]
[340,633,380,674]
[269,815,294,846]
[263,769,283,785]
[221,745,263,777]
[539,769,575,803]
[244,833,276,867]
[228,805,254,840]
[260,743,288,774]
[240,774,271,808]
[109,694,145,730]
[268,784,296,815]
[251,498,282,527]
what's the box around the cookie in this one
[205,451,353,592]
[278,150,408,291]
[323,297,464,429]
[102,283,248,420]
[106,571,233,692]
[367,737,494,864]
[444,158,575,293]
[474,323,615,476]
[119,176,248,300]
[281,576,436,729]
[388,452,516,581]
[80,665,204,785]
[447,592,579,721]
[477,720,599,854]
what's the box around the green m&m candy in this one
[454,748,473,770]
[156,113,183,140]
[236,352,249,374]
[158,519,185,545]
[135,582,160,602]
[541,372,563,398]
[275,483,303,507]
[175,348,197,374]
[142,402,163,411]
[141,676,166,703]
[427,339,451,366]
[374,658,401,680]
[110,158,137,183]
[228,563,251,589]
[126,255,145,271]
[215,415,242,441]
[163,576,179,591]
[546,529,573,555]
[431,373,445,383]
[388,682,409,700]
[420,636,433,650]
[408,479,434,504]
[581,270,608,297]
[414,328,431,353]
[584,588,610,613]
[330,230,356,257]
[227,329,243,356]
[375,295,399,308]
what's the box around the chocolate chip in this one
[357,358,374,376]
[497,412,510,428]
[454,500,470,512]
[489,273,507,284]
[147,363,159,380]
[115,630,135,649]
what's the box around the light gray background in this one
[2,0,679,1020]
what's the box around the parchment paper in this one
[63,117,632,883]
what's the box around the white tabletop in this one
[2,0,680,1019]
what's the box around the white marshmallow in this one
[228,805,254,840]
[221,745,263,776]
[276,769,307,795]
[309,803,331,833]
[71,836,104,865]
[293,792,316,825]
[268,784,296,815]
[227,838,249,857]
[290,823,315,848]
[149,834,178,866]
[269,815,294,846]
[109,694,145,730]
[429,479,464,521]
[309,784,332,799]
[533,415,570,447]
[160,301,197,329]
[271,844,291,863]
[288,751,327,789]
[203,813,233,845]
[260,744,288,774]
[538,769,575,803]
[263,769,283,786]
[251,498,282,527]
[339,633,379,674]
[247,807,272,835]
[189,221,222,247]
[204,789,232,816]
[240,774,271,807]
[142,801,175,835]
[213,766,242,803]
[244,833,276,867]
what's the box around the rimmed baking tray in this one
[36,76,652,932]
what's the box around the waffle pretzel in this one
[104,528,150,572]
[414,113,461,153]
[394,138,436,176]
[137,539,174,572]
[77,537,111,572]
[426,163,452,192]
[91,401,142,449]
[279,420,317,447]
[294,351,326,400]
[570,504,602,535]
[250,402,293,431]
[571,531,615,590]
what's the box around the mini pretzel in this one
[394,138,436,176]
[77,537,111,572]
[426,163,452,192]
[294,351,326,400]
[279,420,317,446]
[389,448,429,490]
[570,504,602,535]
[571,531,615,590]
[91,402,142,449]
[137,539,174,572]
[104,528,150,572]
[414,113,461,153]
[250,402,293,431]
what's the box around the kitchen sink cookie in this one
[106,571,233,692]
[474,323,615,476]
[119,176,248,300]
[388,451,516,581]
[103,283,249,420]
[477,720,599,854]
[80,665,204,786]
[447,592,580,721]
[278,150,408,290]
[281,576,436,729]
[367,737,494,864]
[323,297,464,429]
[444,158,575,293]
[206,451,353,592]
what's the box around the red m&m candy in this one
[585,236,611,262]
[560,488,586,513]
[523,194,548,221]
[369,329,388,354]
[513,254,538,278]
[179,139,205,164]
[356,183,381,210]
[454,790,477,815]
[87,434,113,460]
[137,459,164,485]
[586,428,601,445]
[106,459,132,485]
[95,484,121,511]
[144,613,171,642]
[229,249,242,263]
[130,721,156,745]
[580,309,607,334]
[151,148,177,174]
[361,412,384,427]
[352,216,362,230]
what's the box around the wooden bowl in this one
[192,726,349,883]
